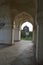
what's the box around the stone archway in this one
[12,12,35,44]
[14,12,34,26]
[20,21,33,41]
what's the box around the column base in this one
[14,40,20,42]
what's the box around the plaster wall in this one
[0,5,12,44]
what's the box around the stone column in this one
[14,27,21,42]
[32,26,35,43]
[36,0,43,63]
[36,24,39,62]
[38,23,43,62]
[34,24,38,61]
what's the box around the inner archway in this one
[12,12,34,43]
[21,21,33,41]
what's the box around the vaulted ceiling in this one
[0,0,35,17]
[0,0,36,24]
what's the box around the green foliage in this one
[21,30,25,38]
[21,30,33,40]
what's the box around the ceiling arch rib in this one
[14,12,34,26]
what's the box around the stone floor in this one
[0,40,35,65]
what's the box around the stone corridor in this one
[0,40,35,65]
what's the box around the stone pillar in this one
[32,28,35,43]
[36,0,43,63]
[14,27,21,42]
[34,25,37,61]
[36,24,39,62]
[38,23,43,62]
[12,27,15,44]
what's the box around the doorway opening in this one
[21,21,33,41]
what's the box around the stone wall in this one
[0,5,12,44]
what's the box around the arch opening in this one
[20,21,33,41]
[12,12,34,43]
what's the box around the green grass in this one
[21,36,32,40]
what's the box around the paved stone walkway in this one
[0,40,35,65]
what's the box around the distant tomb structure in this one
[23,26,29,36]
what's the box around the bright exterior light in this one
[21,21,33,32]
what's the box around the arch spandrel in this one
[14,12,34,27]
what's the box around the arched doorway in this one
[12,12,34,43]
[21,21,33,41]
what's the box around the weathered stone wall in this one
[0,5,12,44]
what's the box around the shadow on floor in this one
[10,46,35,65]
[0,44,11,49]
[11,56,35,65]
